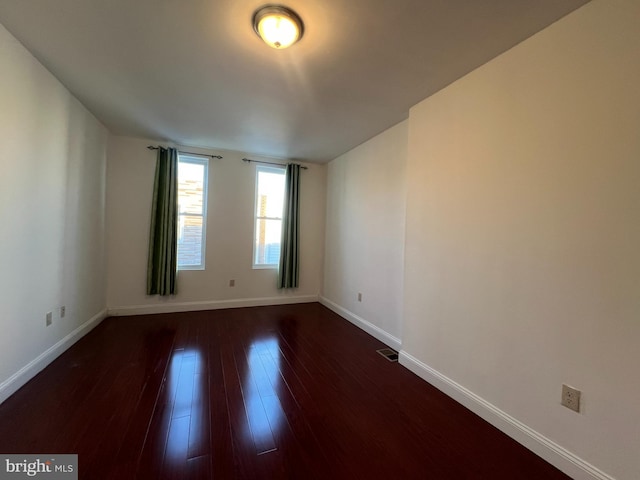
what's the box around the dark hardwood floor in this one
[0,303,570,479]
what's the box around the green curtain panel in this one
[146,147,178,295]
[278,163,301,289]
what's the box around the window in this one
[253,165,285,268]
[177,154,208,270]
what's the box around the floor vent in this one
[376,348,399,362]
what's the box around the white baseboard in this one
[399,350,615,480]
[319,296,402,351]
[0,309,107,405]
[107,294,319,317]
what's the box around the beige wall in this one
[106,136,326,313]
[0,23,108,400]
[2,0,638,476]
[402,1,640,478]
[323,121,407,347]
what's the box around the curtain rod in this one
[147,145,222,159]
[242,158,308,169]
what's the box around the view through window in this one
[254,166,285,267]
[177,154,208,270]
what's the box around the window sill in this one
[252,264,278,270]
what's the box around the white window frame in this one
[177,153,209,271]
[253,165,286,269]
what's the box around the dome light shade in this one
[253,5,303,49]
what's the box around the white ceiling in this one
[0,0,589,163]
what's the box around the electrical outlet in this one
[561,384,581,412]
[60,306,66,318]
[357,292,362,302]
[229,279,235,287]
[46,312,53,327]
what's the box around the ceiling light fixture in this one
[252,5,304,49]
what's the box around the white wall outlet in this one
[46,312,53,327]
[357,292,362,302]
[60,306,66,318]
[561,384,581,412]
[229,279,235,287]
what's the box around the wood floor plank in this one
[219,329,259,479]
[0,303,571,479]
[206,316,234,479]
[113,327,176,473]
[161,415,191,479]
